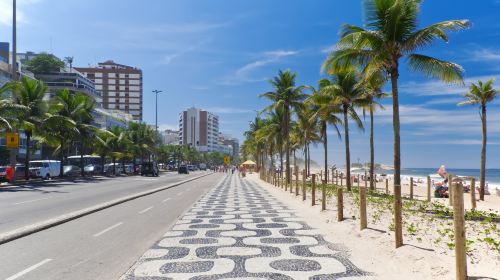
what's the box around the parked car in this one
[141,162,159,177]
[199,163,207,171]
[123,164,134,174]
[29,160,61,179]
[84,164,102,175]
[63,165,81,177]
[178,165,189,174]
[187,165,195,171]
[0,166,7,182]
[104,163,123,174]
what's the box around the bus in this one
[67,155,103,174]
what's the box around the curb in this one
[0,172,215,245]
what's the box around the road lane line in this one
[138,206,154,214]
[162,198,171,203]
[93,222,123,237]
[6,259,52,280]
[12,197,51,205]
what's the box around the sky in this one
[1,0,500,168]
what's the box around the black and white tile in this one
[123,174,370,280]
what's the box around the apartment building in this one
[179,107,220,152]
[76,60,143,121]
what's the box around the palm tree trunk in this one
[480,105,487,200]
[370,106,375,191]
[59,138,64,178]
[343,105,351,191]
[285,106,291,185]
[24,132,30,180]
[80,142,85,177]
[391,65,402,248]
[279,146,283,179]
[307,144,311,177]
[323,121,328,184]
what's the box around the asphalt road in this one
[0,172,209,234]
[0,172,224,280]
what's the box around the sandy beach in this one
[250,170,500,279]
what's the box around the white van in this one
[29,160,61,179]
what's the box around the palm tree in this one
[108,126,130,175]
[307,81,343,184]
[320,70,365,191]
[261,70,307,186]
[245,115,265,171]
[10,77,49,179]
[95,130,115,175]
[64,56,74,73]
[458,79,498,201]
[71,94,96,176]
[296,105,321,176]
[323,0,468,247]
[362,73,387,191]
[256,109,283,176]
[0,83,27,130]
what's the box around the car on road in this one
[199,163,207,171]
[104,163,123,175]
[0,166,7,182]
[63,165,81,177]
[141,162,159,177]
[84,164,102,175]
[178,165,189,174]
[29,160,61,179]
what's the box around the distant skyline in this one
[1,0,500,168]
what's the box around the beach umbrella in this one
[438,165,447,178]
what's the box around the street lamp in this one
[152,90,162,132]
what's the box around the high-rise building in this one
[75,60,143,121]
[161,129,179,145]
[179,107,220,152]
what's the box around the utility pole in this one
[9,0,18,183]
[152,90,162,133]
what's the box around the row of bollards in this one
[264,168,469,280]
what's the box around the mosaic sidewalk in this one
[123,173,370,280]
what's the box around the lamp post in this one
[152,90,162,132]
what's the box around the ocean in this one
[378,168,500,186]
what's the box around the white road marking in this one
[93,222,123,237]
[177,192,184,196]
[6,259,52,280]
[162,198,171,203]
[12,197,51,205]
[138,206,154,214]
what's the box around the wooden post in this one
[357,174,360,188]
[448,174,453,206]
[295,167,299,196]
[337,188,343,221]
[394,184,403,248]
[340,174,343,187]
[322,182,326,211]
[364,171,367,188]
[284,171,287,191]
[360,187,367,230]
[385,179,389,194]
[427,176,431,202]
[320,170,323,183]
[335,170,338,185]
[312,174,316,206]
[331,168,334,184]
[374,174,377,191]
[470,178,476,210]
[452,178,467,280]
[410,177,414,200]
[302,169,307,201]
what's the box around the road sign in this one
[6,132,19,149]
[224,155,230,165]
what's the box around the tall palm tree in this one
[362,73,387,190]
[95,130,115,175]
[307,81,343,184]
[71,94,96,176]
[323,0,468,247]
[256,109,283,176]
[458,79,498,201]
[296,105,321,176]
[0,83,27,130]
[321,70,365,191]
[10,77,49,179]
[261,70,307,186]
[246,115,265,171]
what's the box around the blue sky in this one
[1,0,500,168]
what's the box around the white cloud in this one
[468,49,500,62]
[400,74,500,97]
[204,107,253,114]
[0,0,42,26]
[160,40,209,65]
[217,49,299,85]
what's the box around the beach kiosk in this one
[242,160,257,174]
